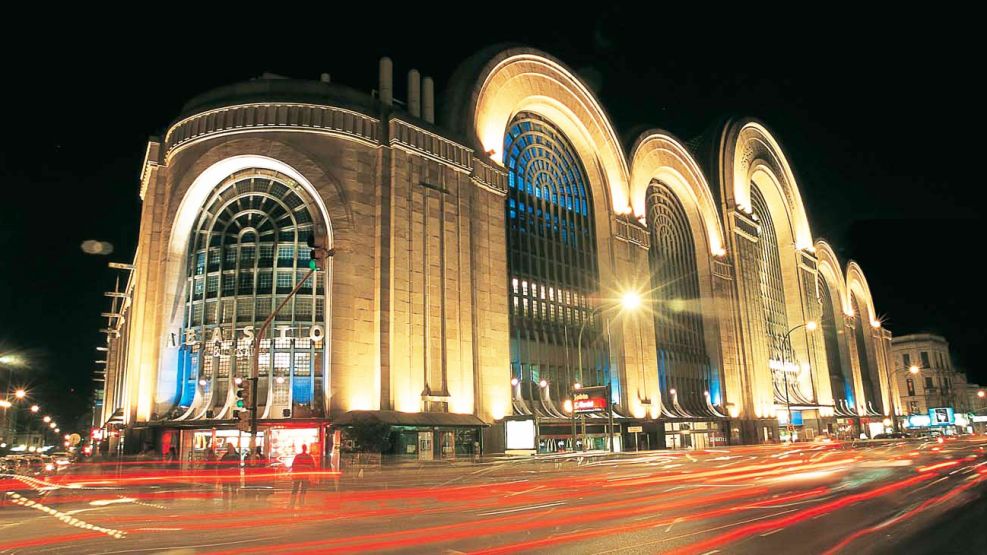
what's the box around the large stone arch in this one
[154,151,340,418]
[629,131,725,255]
[718,119,818,421]
[467,48,630,217]
[846,262,879,327]
[629,131,727,407]
[814,240,857,409]
[846,261,886,413]
[721,119,813,250]
[814,241,851,317]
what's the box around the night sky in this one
[1,12,982,429]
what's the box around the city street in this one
[2,438,985,554]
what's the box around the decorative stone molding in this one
[470,157,507,195]
[388,119,472,172]
[613,215,649,249]
[798,249,818,273]
[732,210,759,243]
[164,103,381,158]
[139,141,162,201]
[713,259,734,280]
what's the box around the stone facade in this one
[97,47,901,451]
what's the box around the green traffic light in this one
[236,399,244,408]
[309,259,318,270]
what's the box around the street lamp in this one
[30,405,38,413]
[886,365,920,433]
[575,289,643,453]
[778,321,817,442]
[43,416,51,423]
[14,389,26,399]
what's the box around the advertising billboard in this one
[928,407,954,426]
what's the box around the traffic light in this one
[235,377,254,432]
[306,235,335,271]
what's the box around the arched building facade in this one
[97,46,895,458]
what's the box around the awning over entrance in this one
[101,408,124,429]
[333,410,488,428]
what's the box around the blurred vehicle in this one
[49,452,73,470]
[872,432,910,439]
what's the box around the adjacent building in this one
[94,47,902,461]
[890,333,983,434]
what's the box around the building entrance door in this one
[417,432,433,461]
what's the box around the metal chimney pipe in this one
[423,76,435,123]
[379,57,393,105]
[408,69,421,117]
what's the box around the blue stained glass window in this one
[503,111,605,402]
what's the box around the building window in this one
[906,378,915,396]
[179,172,326,418]
[920,351,930,368]
[646,180,718,415]
[851,295,881,412]
[925,377,934,390]
[903,353,911,368]
[820,277,853,405]
[503,112,605,398]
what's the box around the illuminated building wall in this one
[98,46,897,447]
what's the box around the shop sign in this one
[573,386,608,413]
[627,426,643,433]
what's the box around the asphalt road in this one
[2,438,985,554]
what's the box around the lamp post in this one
[886,365,920,433]
[778,321,817,443]
[575,291,642,453]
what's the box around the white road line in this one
[477,501,565,516]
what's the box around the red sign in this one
[573,387,608,413]
[574,398,607,412]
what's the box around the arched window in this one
[852,295,880,412]
[176,170,326,420]
[819,278,853,404]
[751,187,789,345]
[751,186,810,405]
[646,181,717,416]
[504,112,604,405]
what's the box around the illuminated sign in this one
[172,324,325,350]
[928,407,954,426]
[906,414,932,428]
[972,415,987,423]
[505,419,535,450]
[573,386,608,413]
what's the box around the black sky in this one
[1,10,982,428]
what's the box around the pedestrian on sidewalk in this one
[221,446,240,508]
[289,444,316,509]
